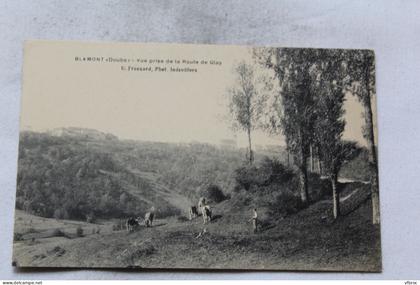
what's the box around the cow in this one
[202,205,212,224]
[198,197,206,213]
[189,206,199,220]
[144,211,154,227]
[126,217,139,232]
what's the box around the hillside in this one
[16,130,372,221]
[16,130,247,220]
[13,129,380,270]
[13,185,380,271]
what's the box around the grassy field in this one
[12,181,381,271]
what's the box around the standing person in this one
[252,208,258,233]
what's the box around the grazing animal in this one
[189,206,199,220]
[144,212,154,227]
[202,205,212,224]
[198,197,206,212]
[126,217,139,232]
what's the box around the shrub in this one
[201,184,227,203]
[51,228,65,237]
[307,172,331,202]
[234,165,264,191]
[260,158,294,185]
[76,226,84,237]
[270,190,305,217]
[234,159,295,192]
[53,208,69,220]
[14,233,24,242]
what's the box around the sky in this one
[20,41,374,147]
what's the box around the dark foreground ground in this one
[12,184,381,271]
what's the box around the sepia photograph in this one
[12,41,381,271]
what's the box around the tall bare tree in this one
[226,61,267,164]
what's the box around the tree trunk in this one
[298,146,309,205]
[299,166,309,205]
[365,99,380,225]
[296,127,309,205]
[364,64,380,225]
[319,161,323,176]
[331,173,340,219]
[310,144,314,172]
[247,127,253,164]
[316,147,321,175]
[287,150,290,167]
[317,157,321,175]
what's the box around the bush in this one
[14,233,24,241]
[234,165,262,191]
[201,184,227,203]
[51,228,65,237]
[269,190,305,217]
[307,172,331,202]
[234,159,295,192]
[260,158,294,185]
[53,208,69,220]
[76,226,84,237]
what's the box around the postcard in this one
[13,41,381,271]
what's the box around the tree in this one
[310,50,354,218]
[256,48,318,205]
[346,50,380,224]
[314,79,345,218]
[226,61,267,164]
[314,80,360,218]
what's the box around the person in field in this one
[202,205,212,224]
[251,208,258,233]
[145,206,155,227]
